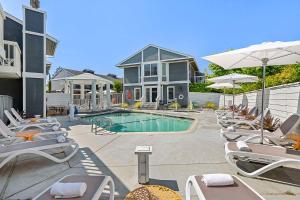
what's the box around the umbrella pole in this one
[260,58,268,144]
[223,87,226,109]
[232,81,235,118]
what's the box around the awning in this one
[46,34,58,56]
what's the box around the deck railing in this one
[0,40,21,78]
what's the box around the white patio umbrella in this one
[203,40,300,143]
[208,73,258,118]
[207,82,241,109]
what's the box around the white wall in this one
[219,82,300,121]
[189,92,221,107]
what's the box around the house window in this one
[167,86,175,102]
[134,88,141,101]
[73,84,81,100]
[144,63,158,77]
[162,63,167,77]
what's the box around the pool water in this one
[85,112,193,132]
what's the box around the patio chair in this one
[217,106,258,121]
[225,141,300,178]
[11,108,59,124]
[33,175,115,200]
[0,119,68,143]
[185,174,265,200]
[0,137,79,169]
[218,108,270,129]
[221,113,300,143]
[4,110,60,131]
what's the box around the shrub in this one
[134,101,142,109]
[169,102,181,109]
[121,103,129,108]
[205,102,217,110]
[263,115,281,132]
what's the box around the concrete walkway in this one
[0,111,300,199]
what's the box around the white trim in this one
[116,44,194,67]
[22,5,46,14]
[143,62,158,77]
[144,86,158,103]
[23,72,46,78]
[4,11,22,24]
[134,87,141,101]
[167,86,175,102]
[22,6,26,114]
[123,83,142,86]
[24,30,44,37]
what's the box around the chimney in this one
[30,0,40,9]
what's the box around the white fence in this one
[0,95,13,123]
[189,92,221,107]
[220,82,300,121]
[189,82,300,121]
[46,93,70,108]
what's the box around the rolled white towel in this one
[236,141,252,152]
[227,126,236,132]
[52,125,60,131]
[56,135,66,143]
[201,174,234,187]
[221,116,227,120]
[50,182,87,198]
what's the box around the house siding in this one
[160,49,186,60]
[0,79,23,111]
[143,46,158,62]
[124,85,141,104]
[124,67,139,83]
[169,62,187,81]
[25,34,44,73]
[162,83,188,106]
[121,52,142,65]
[26,78,44,117]
[144,77,158,82]
[25,9,44,34]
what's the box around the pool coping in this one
[79,109,199,135]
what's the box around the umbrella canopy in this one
[208,73,258,117]
[203,40,300,143]
[208,73,258,83]
[207,82,241,89]
[207,82,241,108]
[203,41,300,69]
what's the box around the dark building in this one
[0,3,58,117]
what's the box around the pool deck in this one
[1,110,300,199]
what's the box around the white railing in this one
[139,96,144,108]
[0,40,21,78]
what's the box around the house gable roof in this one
[116,44,195,67]
[53,68,118,83]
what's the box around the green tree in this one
[113,80,122,93]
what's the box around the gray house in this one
[116,45,203,107]
[0,3,57,117]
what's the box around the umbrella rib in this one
[228,52,258,69]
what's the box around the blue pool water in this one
[85,112,193,132]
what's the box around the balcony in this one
[0,40,21,79]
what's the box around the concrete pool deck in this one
[0,110,300,199]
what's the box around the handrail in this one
[0,40,21,69]
[139,96,144,108]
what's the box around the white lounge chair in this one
[0,137,79,169]
[186,174,265,200]
[11,108,59,124]
[0,119,68,143]
[218,108,270,130]
[221,113,300,143]
[225,142,300,178]
[33,175,115,200]
[5,110,60,131]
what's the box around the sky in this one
[1,0,300,77]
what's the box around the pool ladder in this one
[90,118,116,135]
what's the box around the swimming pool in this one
[85,112,193,133]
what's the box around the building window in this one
[167,86,175,102]
[144,63,158,77]
[162,63,167,77]
[134,88,141,101]
[73,84,81,100]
